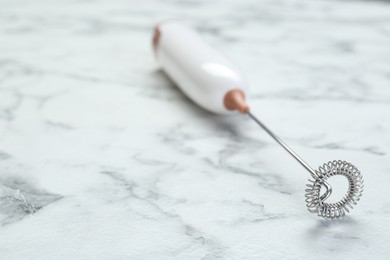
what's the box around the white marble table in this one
[1,0,390,259]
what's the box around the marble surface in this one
[1,0,390,259]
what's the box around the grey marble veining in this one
[0,0,390,259]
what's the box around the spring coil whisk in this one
[248,112,364,219]
[305,160,364,219]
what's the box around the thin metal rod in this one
[248,111,317,177]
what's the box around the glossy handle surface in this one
[153,21,249,114]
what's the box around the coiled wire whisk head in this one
[305,160,364,219]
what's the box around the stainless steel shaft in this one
[247,111,364,219]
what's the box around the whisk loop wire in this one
[247,112,363,219]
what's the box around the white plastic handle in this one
[153,21,250,114]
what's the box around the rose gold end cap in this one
[152,26,161,52]
[152,19,177,54]
[224,89,249,114]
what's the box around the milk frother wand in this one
[152,21,364,219]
